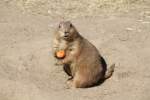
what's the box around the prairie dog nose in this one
[65,32,69,35]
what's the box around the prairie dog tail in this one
[104,64,115,79]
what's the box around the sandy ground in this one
[0,1,150,100]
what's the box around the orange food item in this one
[56,50,65,58]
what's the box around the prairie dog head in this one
[55,21,79,41]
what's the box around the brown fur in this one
[52,21,115,88]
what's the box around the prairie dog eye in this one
[70,23,72,27]
[58,24,61,28]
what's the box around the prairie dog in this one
[52,21,115,88]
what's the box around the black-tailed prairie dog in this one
[52,21,115,88]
